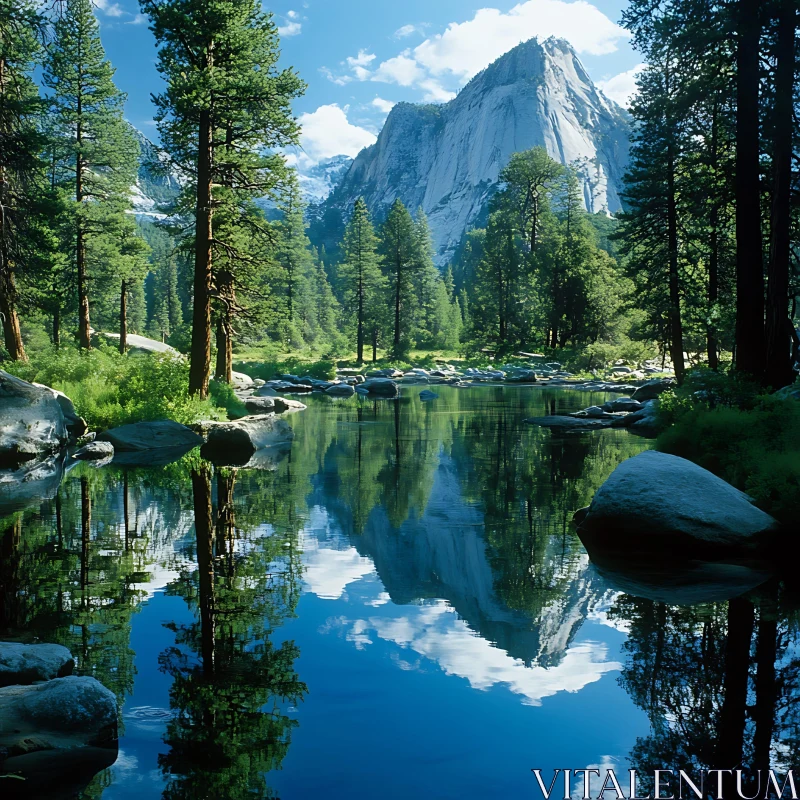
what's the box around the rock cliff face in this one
[328,37,630,264]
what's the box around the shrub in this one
[4,345,226,430]
[233,357,336,382]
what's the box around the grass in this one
[4,344,229,431]
[656,368,800,522]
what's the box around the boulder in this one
[419,390,439,401]
[0,676,118,798]
[0,643,74,687]
[0,371,68,467]
[97,420,202,453]
[575,450,779,551]
[254,386,278,397]
[33,385,87,440]
[326,383,356,397]
[367,368,404,378]
[610,399,660,434]
[97,331,179,356]
[201,415,294,466]
[631,378,676,402]
[231,371,254,390]
[601,397,643,413]
[72,441,114,461]
[361,378,400,398]
[355,386,370,396]
[244,396,276,414]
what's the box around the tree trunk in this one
[734,0,764,379]
[356,266,364,365]
[752,610,778,775]
[708,215,720,370]
[394,264,402,354]
[764,0,795,390]
[53,305,60,347]
[214,314,233,384]
[372,328,378,362]
[0,272,26,362]
[189,107,214,398]
[76,110,91,350]
[667,137,685,385]
[119,279,127,354]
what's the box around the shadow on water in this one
[0,385,799,797]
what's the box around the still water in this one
[2,386,798,799]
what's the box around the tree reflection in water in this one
[610,584,800,794]
[158,466,306,800]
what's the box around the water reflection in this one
[0,386,797,797]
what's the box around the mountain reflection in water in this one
[0,386,797,799]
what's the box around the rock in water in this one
[0,676,118,798]
[97,420,202,452]
[0,643,74,687]
[576,451,779,550]
[326,383,356,397]
[631,378,675,402]
[361,378,400,398]
[72,441,114,461]
[419,390,439,401]
[201,415,294,466]
[0,371,68,467]
[33,385,87,440]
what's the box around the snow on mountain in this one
[297,154,354,203]
[327,36,631,264]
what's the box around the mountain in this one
[324,37,631,264]
[130,127,182,219]
[297,154,354,203]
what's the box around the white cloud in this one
[597,63,645,108]
[301,536,375,600]
[419,79,456,103]
[413,0,629,82]
[326,0,629,105]
[126,13,147,25]
[371,97,397,114]
[278,20,302,36]
[328,602,622,706]
[372,51,426,87]
[395,23,424,39]
[93,0,125,17]
[297,104,377,163]
[287,9,299,18]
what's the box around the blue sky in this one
[94,0,644,168]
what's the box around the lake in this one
[2,385,796,799]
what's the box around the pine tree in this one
[380,199,418,358]
[141,0,305,395]
[43,0,140,350]
[340,198,382,363]
[0,0,46,360]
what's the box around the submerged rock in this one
[419,390,439,401]
[0,643,74,687]
[201,415,294,466]
[575,451,779,551]
[0,371,68,467]
[0,676,118,798]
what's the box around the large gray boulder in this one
[201,415,294,466]
[0,371,68,467]
[33,385,87,440]
[0,676,118,797]
[361,378,400,398]
[0,643,74,687]
[97,331,179,356]
[244,396,307,414]
[576,451,779,550]
[97,420,202,452]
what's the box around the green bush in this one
[5,345,226,430]
[657,375,800,521]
